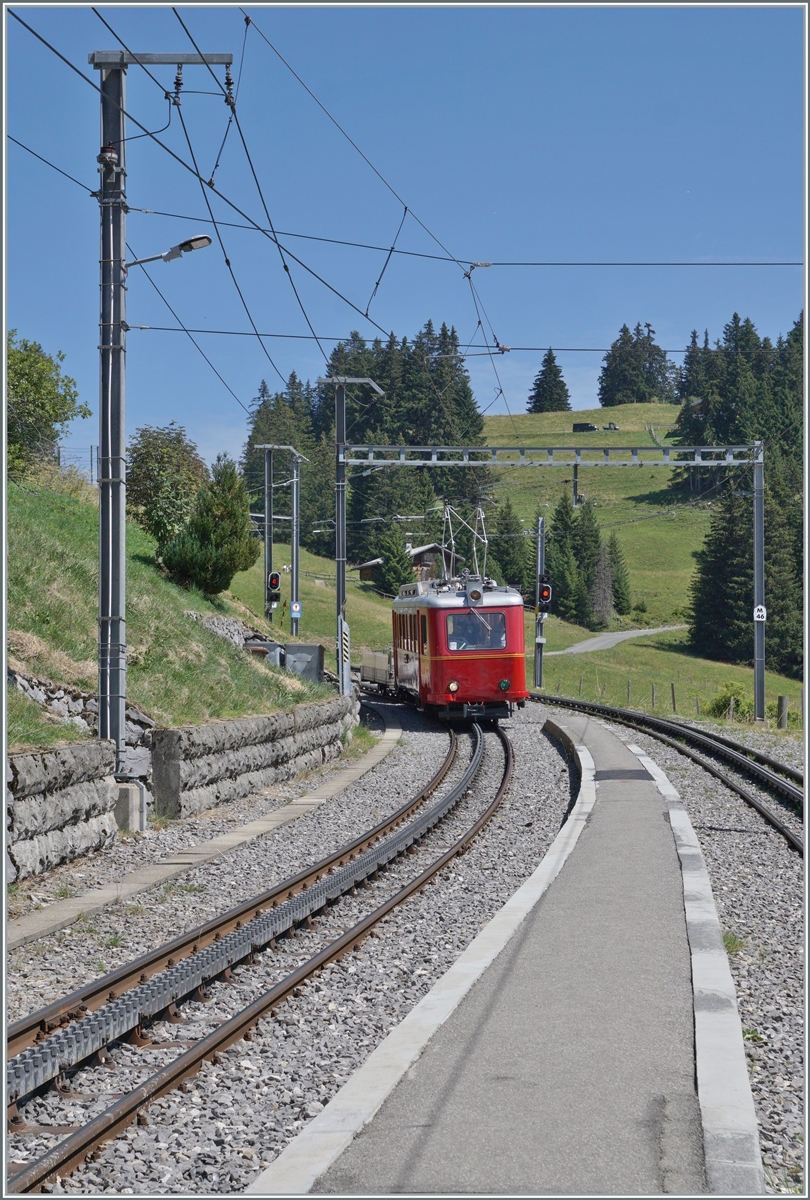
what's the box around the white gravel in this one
[6,705,448,1023]
[11,705,799,1197]
[9,705,574,1193]
[617,723,804,1196]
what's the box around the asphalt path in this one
[545,624,687,656]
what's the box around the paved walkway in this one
[545,623,687,656]
[249,710,763,1195]
[7,710,400,951]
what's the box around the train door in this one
[418,610,430,700]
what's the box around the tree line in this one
[7,309,803,680]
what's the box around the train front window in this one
[446,611,506,651]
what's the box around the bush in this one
[705,681,754,722]
[127,423,209,554]
[162,455,260,594]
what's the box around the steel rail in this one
[533,694,803,807]
[8,727,458,1061]
[8,727,476,1112]
[533,695,803,854]
[8,725,513,1193]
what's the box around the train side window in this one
[421,614,427,654]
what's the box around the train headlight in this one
[468,588,483,602]
[447,680,460,694]
[498,679,511,691]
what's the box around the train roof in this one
[392,576,525,610]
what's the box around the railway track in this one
[532,693,803,853]
[7,722,513,1193]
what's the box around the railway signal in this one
[537,575,552,614]
[268,571,281,607]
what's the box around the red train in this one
[361,571,529,721]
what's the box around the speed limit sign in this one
[753,605,767,622]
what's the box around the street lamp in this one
[125,235,212,269]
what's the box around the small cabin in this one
[354,542,458,586]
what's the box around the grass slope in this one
[483,403,709,625]
[534,628,803,720]
[7,478,330,750]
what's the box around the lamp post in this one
[92,50,230,776]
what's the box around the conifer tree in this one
[592,543,615,627]
[491,496,532,593]
[688,487,802,677]
[572,500,601,595]
[598,322,675,406]
[527,349,571,413]
[162,455,260,595]
[377,523,414,595]
[607,532,632,615]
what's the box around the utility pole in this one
[753,440,765,722]
[291,453,301,638]
[534,516,546,688]
[90,50,232,773]
[318,377,384,695]
[256,444,307,635]
[264,448,273,620]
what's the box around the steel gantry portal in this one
[329,435,767,721]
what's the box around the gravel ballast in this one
[612,721,804,1196]
[7,706,801,1196]
[8,705,574,1193]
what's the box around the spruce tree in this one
[688,487,802,677]
[592,543,614,627]
[377,523,414,595]
[162,455,260,595]
[492,496,532,593]
[527,349,571,413]
[572,500,601,594]
[607,532,632,615]
[598,323,675,406]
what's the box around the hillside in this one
[6,474,330,751]
[483,403,710,625]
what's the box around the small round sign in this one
[290,600,302,616]
[753,605,767,622]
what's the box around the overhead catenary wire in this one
[126,241,252,415]
[9,8,391,343]
[113,204,803,268]
[242,7,469,276]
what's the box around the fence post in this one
[729,696,735,721]
[627,679,631,705]
[695,697,700,717]
[671,682,677,713]
[777,696,788,730]
[579,676,583,696]
[651,682,656,708]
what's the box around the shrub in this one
[162,455,260,594]
[127,423,209,554]
[705,681,754,722]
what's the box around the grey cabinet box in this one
[284,644,325,683]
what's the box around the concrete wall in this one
[6,741,119,881]
[151,693,359,818]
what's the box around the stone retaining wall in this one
[151,693,360,818]
[6,741,118,881]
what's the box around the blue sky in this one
[6,4,805,467]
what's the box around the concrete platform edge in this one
[7,707,401,951]
[626,743,766,1196]
[244,716,595,1195]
